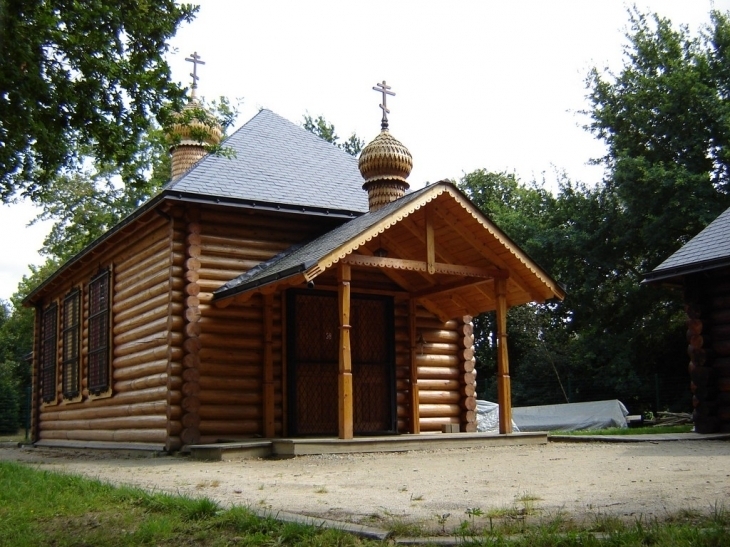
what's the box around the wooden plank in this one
[495,277,513,434]
[338,263,353,439]
[263,293,275,438]
[409,299,420,434]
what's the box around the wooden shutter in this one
[87,271,111,395]
[62,289,81,399]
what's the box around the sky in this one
[0,0,726,303]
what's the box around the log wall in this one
[395,302,476,433]
[186,207,337,444]
[37,214,175,447]
[686,268,730,433]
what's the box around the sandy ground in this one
[2,440,730,532]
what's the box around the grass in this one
[552,424,693,436]
[1,460,729,546]
[0,428,27,443]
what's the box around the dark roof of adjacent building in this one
[644,206,730,285]
[167,109,369,215]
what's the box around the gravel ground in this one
[2,439,730,532]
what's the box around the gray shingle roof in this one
[645,206,730,283]
[214,185,432,300]
[167,109,369,214]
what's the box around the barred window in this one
[40,302,58,404]
[88,270,111,395]
[62,289,81,399]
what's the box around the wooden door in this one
[287,291,395,436]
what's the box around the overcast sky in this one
[1,0,725,302]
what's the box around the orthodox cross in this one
[185,51,206,91]
[372,80,395,129]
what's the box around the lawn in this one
[1,460,729,546]
[551,424,694,436]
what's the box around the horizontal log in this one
[184,323,201,338]
[114,373,181,393]
[114,219,169,264]
[461,396,477,411]
[182,382,201,396]
[112,279,170,314]
[418,390,460,404]
[188,244,201,258]
[185,296,200,309]
[199,254,259,271]
[186,232,202,246]
[183,354,200,369]
[198,405,261,420]
[39,428,167,443]
[113,359,168,381]
[463,359,475,373]
[199,303,267,320]
[419,403,461,418]
[113,346,182,369]
[198,362,263,378]
[115,292,170,325]
[185,257,201,271]
[417,366,460,380]
[116,266,180,304]
[199,420,260,435]
[168,405,182,421]
[114,316,182,347]
[198,334,263,350]
[198,391,262,406]
[115,253,172,293]
[40,400,168,422]
[198,377,262,391]
[461,410,476,423]
[184,270,199,283]
[107,337,187,360]
[113,302,181,336]
[185,283,200,297]
[41,414,168,431]
[182,368,200,383]
[73,386,169,408]
[197,279,228,292]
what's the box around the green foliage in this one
[303,113,365,156]
[0,0,199,201]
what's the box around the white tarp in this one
[476,399,628,433]
[476,400,520,433]
[512,399,629,432]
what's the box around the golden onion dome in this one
[358,129,413,185]
[168,97,222,181]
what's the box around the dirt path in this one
[2,440,729,532]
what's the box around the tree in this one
[586,8,730,268]
[303,114,364,156]
[0,0,198,201]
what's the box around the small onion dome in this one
[168,98,223,181]
[358,129,413,212]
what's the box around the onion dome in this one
[358,129,412,212]
[168,96,223,181]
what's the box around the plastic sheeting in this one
[476,399,628,433]
[512,399,629,432]
[476,400,520,433]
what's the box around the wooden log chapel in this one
[25,71,565,451]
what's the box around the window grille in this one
[40,302,58,403]
[62,289,81,399]
[88,270,110,395]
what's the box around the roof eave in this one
[642,256,730,287]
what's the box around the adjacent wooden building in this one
[644,207,730,433]
[26,100,565,451]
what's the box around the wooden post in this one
[409,299,420,433]
[338,263,353,439]
[495,277,512,434]
[263,293,275,438]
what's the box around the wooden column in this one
[409,299,420,433]
[263,293,275,438]
[495,277,512,434]
[338,263,353,439]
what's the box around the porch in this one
[188,430,548,461]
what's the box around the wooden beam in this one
[341,254,506,278]
[426,207,436,275]
[337,263,353,439]
[263,293,275,438]
[495,277,513,434]
[409,299,420,434]
[356,246,420,292]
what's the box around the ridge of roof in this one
[644,206,730,284]
[166,109,369,213]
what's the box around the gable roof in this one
[644,206,730,285]
[167,109,369,215]
[214,181,566,318]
